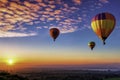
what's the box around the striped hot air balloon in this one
[49,28,60,41]
[91,12,116,45]
[88,41,96,50]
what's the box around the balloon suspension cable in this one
[91,48,93,50]
[103,41,106,45]
[53,39,56,42]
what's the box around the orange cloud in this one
[47,17,55,21]
[48,0,55,4]
[54,10,61,14]
[72,0,82,5]
[0,0,109,36]
[45,7,53,11]
[0,0,80,35]
[24,1,31,7]
[1,25,14,31]
[48,5,56,9]
[38,2,47,7]
[40,17,45,21]
[0,0,8,4]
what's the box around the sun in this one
[7,59,14,65]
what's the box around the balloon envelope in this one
[88,41,96,50]
[49,28,60,41]
[91,12,116,45]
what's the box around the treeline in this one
[0,71,29,80]
[1,70,120,80]
[21,70,120,80]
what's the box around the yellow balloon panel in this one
[91,20,115,40]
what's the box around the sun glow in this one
[7,59,14,65]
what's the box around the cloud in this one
[72,0,82,5]
[60,26,78,33]
[36,26,42,29]
[0,31,37,37]
[0,0,8,4]
[99,0,109,3]
[0,0,110,36]
[0,0,80,32]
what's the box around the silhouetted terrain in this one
[0,71,29,80]
[17,70,120,80]
[0,69,120,80]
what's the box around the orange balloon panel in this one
[49,28,60,41]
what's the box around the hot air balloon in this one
[91,12,116,45]
[49,28,60,41]
[88,41,96,50]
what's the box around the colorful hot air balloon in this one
[88,41,96,50]
[91,12,116,45]
[49,28,60,41]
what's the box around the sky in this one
[0,0,120,70]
